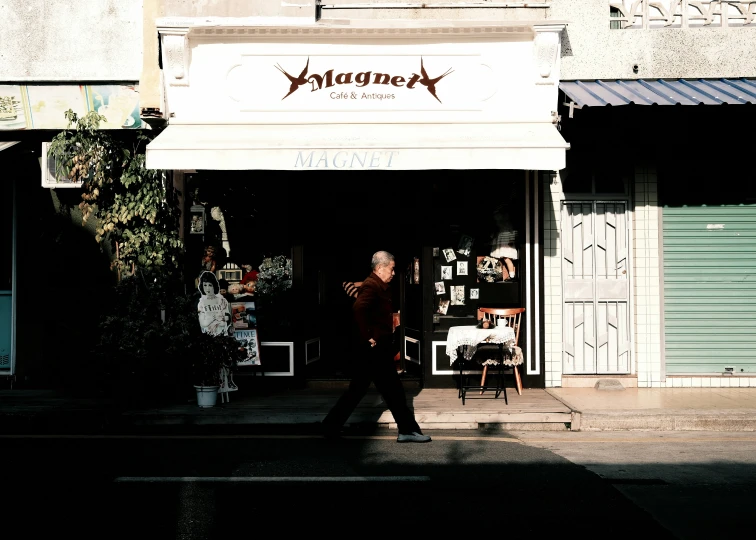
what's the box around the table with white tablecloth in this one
[445,325,521,365]
[445,324,523,404]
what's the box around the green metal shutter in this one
[663,205,756,374]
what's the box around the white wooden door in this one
[562,201,630,374]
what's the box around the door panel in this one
[563,300,596,374]
[563,201,630,375]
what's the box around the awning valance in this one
[145,122,569,171]
[560,79,756,108]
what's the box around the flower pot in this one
[194,385,220,408]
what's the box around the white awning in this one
[145,123,569,171]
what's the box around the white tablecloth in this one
[446,325,522,366]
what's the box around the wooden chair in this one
[477,307,525,396]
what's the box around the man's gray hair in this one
[371,250,395,270]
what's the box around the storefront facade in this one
[146,16,569,388]
[546,1,756,388]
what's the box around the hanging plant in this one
[47,110,184,279]
[254,255,293,304]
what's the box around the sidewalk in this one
[547,387,756,432]
[1,386,756,434]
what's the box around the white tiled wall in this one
[666,377,756,387]
[543,173,563,387]
[633,166,663,388]
[541,167,664,387]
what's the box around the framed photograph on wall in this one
[441,266,453,280]
[435,281,446,295]
[442,248,456,263]
[470,288,479,299]
[189,205,205,235]
[457,261,468,276]
[437,298,450,315]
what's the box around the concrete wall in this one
[320,1,756,79]
[0,0,142,81]
[549,0,756,79]
[157,0,315,18]
[321,5,548,23]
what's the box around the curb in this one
[577,410,756,432]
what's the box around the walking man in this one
[322,251,431,443]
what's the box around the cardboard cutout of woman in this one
[197,270,238,396]
[197,271,232,336]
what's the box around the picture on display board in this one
[476,255,504,283]
[457,234,474,257]
[470,288,479,299]
[457,261,468,276]
[437,298,450,315]
[442,248,456,263]
[435,281,446,295]
[441,266,452,280]
[450,285,465,305]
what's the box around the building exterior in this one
[4,1,755,392]
[549,0,756,388]
[0,0,145,385]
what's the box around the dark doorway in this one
[302,173,424,380]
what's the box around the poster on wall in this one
[0,84,142,130]
[86,84,142,129]
[235,329,261,366]
[0,85,28,130]
[25,85,88,129]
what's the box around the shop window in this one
[609,6,624,30]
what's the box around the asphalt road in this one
[3,429,753,539]
[515,431,756,540]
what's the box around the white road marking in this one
[0,434,521,443]
[115,476,431,483]
[5,434,756,443]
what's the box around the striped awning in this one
[560,79,756,108]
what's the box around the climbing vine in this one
[48,110,184,279]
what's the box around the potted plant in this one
[187,331,245,408]
[94,272,193,407]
